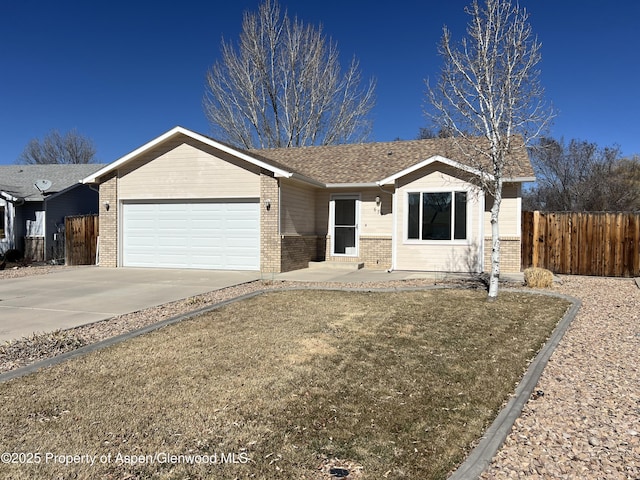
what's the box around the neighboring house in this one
[0,164,105,261]
[82,126,534,273]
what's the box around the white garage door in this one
[122,201,260,270]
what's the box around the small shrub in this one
[524,267,554,288]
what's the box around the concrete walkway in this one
[274,266,525,284]
[0,267,260,342]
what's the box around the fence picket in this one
[65,214,99,265]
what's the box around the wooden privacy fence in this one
[65,214,99,266]
[522,211,640,277]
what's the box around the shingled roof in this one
[251,136,534,185]
[0,164,106,201]
[81,127,534,187]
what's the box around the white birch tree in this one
[427,0,554,299]
[203,0,376,149]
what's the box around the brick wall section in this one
[359,237,392,270]
[281,235,320,272]
[260,172,281,273]
[323,236,392,270]
[484,236,521,273]
[98,172,118,267]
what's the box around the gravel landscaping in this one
[481,275,640,479]
[1,265,639,478]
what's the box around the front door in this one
[331,195,359,256]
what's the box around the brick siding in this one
[260,172,281,273]
[281,235,321,272]
[98,172,118,267]
[359,236,392,270]
[483,236,521,273]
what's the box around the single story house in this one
[82,126,534,273]
[1,164,104,261]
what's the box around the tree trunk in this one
[488,182,502,300]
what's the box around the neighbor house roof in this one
[252,136,534,185]
[0,164,106,201]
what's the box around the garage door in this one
[122,201,260,270]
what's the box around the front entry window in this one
[332,197,358,255]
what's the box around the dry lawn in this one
[0,289,569,479]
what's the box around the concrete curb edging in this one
[0,284,581,480]
[448,290,582,479]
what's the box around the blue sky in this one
[1,1,639,165]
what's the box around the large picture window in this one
[407,191,467,241]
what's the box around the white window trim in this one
[403,188,472,245]
[329,193,360,257]
[0,204,5,239]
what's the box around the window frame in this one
[0,205,5,239]
[329,193,360,257]
[404,189,471,244]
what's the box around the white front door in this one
[331,195,359,256]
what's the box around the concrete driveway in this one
[0,267,260,342]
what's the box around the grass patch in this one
[0,289,569,479]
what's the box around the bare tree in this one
[427,0,554,299]
[525,137,640,211]
[203,0,376,149]
[17,129,97,164]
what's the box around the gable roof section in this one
[82,126,296,184]
[253,136,534,185]
[0,164,106,201]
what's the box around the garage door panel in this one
[123,201,259,270]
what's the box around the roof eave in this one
[0,191,18,202]
[82,126,295,184]
[286,173,324,188]
[325,182,380,189]
[505,176,536,183]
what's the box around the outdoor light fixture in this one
[375,196,381,207]
[265,199,271,211]
[104,201,110,211]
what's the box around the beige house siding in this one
[482,183,522,273]
[314,187,394,237]
[118,139,260,200]
[312,188,394,269]
[279,179,321,271]
[394,164,483,272]
[483,183,521,236]
[359,189,393,236]
[280,179,316,235]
